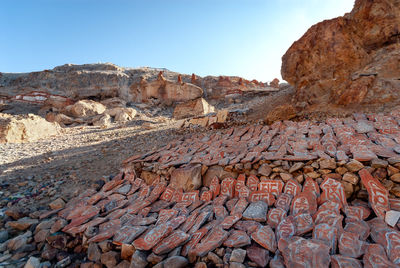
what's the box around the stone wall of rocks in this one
[1,111,400,267]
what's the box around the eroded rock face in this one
[173,98,215,120]
[0,113,59,143]
[281,0,400,106]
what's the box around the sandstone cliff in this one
[281,0,400,106]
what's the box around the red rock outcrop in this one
[281,0,400,106]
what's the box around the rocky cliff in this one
[281,0,400,106]
[0,63,274,106]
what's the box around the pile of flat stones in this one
[1,111,400,267]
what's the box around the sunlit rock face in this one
[281,0,400,106]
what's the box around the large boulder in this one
[281,0,400,106]
[173,98,215,119]
[65,100,106,118]
[0,113,59,143]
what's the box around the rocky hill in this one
[282,0,400,107]
[0,63,277,106]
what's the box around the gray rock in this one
[207,251,223,264]
[243,201,268,222]
[163,256,189,268]
[24,256,40,268]
[130,250,148,268]
[0,230,8,243]
[354,121,374,133]
[88,243,101,262]
[7,231,32,251]
[289,162,304,173]
[230,248,246,263]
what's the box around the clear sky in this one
[1,0,354,82]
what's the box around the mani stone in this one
[243,201,268,222]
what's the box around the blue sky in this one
[1,0,354,82]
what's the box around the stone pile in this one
[1,110,400,267]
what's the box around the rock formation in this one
[0,113,59,143]
[281,0,400,106]
[1,63,273,106]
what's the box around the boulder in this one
[0,113,59,143]
[170,164,202,191]
[106,107,137,122]
[65,100,106,118]
[173,98,215,119]
[281,0,400,106]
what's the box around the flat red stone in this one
[181,210,199,233]
[359,168,389,219]
[331,255,362,268]
[258,180,284,196]
[276,216,296,241]
[313,223,338,254]
[302,177,320,197]
[246,175,259,192]
[319,177,348,206]
[249,191,275,205]
[233,220,261,234]
[189,211,212,234]
[275,193,293,212]
[192,227,229,257]
[293,213,313,236]
[132,215,186,250]
[235,174,246,197]
[182,191,199,203]
[267,208,286,229]
[231,198,248,215]
[209,177,220,198]
[363,243,397,268]
[160,187,175,202]
[223,230,251,247]
[291,192,317,215]
[251,225,277,252]
[338,231,364,258]
[200,191,213,202]
[283,179,302,197]
[344,205,370,221]
[282,237,330,268]
[221,213,242,229]
[220,177,236,198]
[344,220,370,241]
[152,230,191,255]
[113,225,147,245]
[181,227,208,257]
[157,209,179,225]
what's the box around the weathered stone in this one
[359,168,389,219]
[101,251,119,268]
[385,210,400,227]
[338,231,364,258]
[7,217,38,231]
[173,98,214,119]
[207,251,223,265]
[49,198,66,210]
[345,160,364,172]
[319,158,336,170]
[24,256,40,268]
[230,248,246,263]
[130,250,148,268]
[223,230,251,248]
[282,237,330,267]
[162,256,189,268]
[88,243,101,262]
[251,225,277,252]
[331,255,362,268]
[258,164,272,177]
[153,230,190,255]
[192,227,229,257]
[243,201,268,222]
[246,244,270,267]
[7,231,31,251]
[170,164,202,191]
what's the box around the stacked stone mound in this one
[281,0,400,106]
[3,111,400,267]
